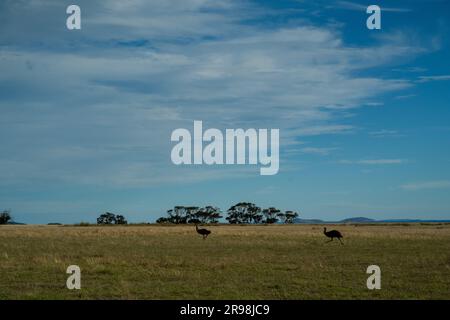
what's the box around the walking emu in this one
[323,227,344,245]
[195,224,211,240]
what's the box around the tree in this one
[155,204,300,225]
[97,212,116,225]
[156,206,221,224]
[284,211,299,224]
[0,210,12,225]
[262,207,281,224]
[185,206,201,224]
[97,212,129,225]
[156,217,169,224]
[226,202,262,224]
[115,215,128,225]
[196,206,222,224]
[166,206,199,224]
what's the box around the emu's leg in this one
[326,238,333,243]
[338,237,344,245]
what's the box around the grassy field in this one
[0,224,449,299]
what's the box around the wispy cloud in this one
[369,129,399,138]
[292,125,355,136]
[401,180,450,191]
[0,0,422,187]
[339,159,405,165]
[417,75,450,83]
[334,1,411,13]
[300,147,338,155]
[365,102,384,107]
[395,94,416,100]
[392,67,427,73]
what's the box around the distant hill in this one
[339,217,376,223]
[293,217,450,224]
[293,217,375,224]
[294,218,325,224]
[6,221,26,225]
[378,219,450,223]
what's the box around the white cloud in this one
[395,94,416,99]
[365,102,384,107]
[300,147,337,155]
[392,67,427,73]
[401,180,450,191]
[334,1,411,12]
[417,75,450,83]
[292,125,355,136]
[0,0,423,187]
[339,159,405,165]
[369,129,401,138]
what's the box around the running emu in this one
[323,227,344,245]
[196,224,211,240]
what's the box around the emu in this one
[196,224,211,240]
[323,227,344,245]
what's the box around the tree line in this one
[156,202,299,224]
[0,210,12,224]
[1,204,299,225]
[97,212,128,225]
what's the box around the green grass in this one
[1,224,449,299]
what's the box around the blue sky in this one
[1,0,450,223]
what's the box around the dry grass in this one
[1,224,449,299]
